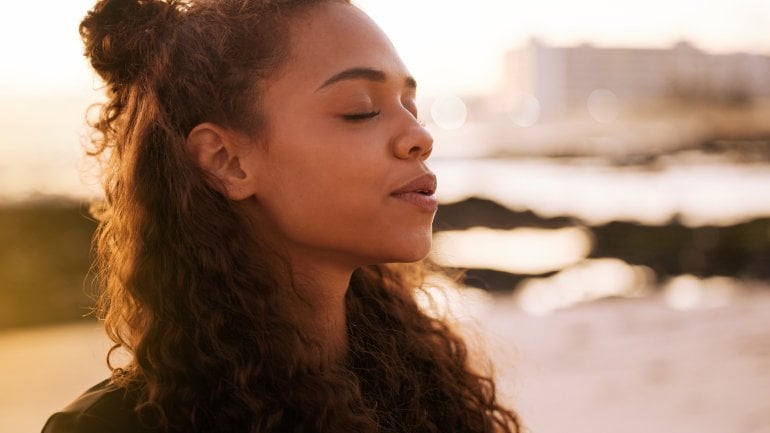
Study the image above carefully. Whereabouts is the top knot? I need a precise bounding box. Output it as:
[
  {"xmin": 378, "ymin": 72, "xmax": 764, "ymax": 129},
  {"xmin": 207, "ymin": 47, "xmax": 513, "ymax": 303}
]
[{"xmin": 80, "ymin": 0, "xmax": 185, "ymax": 87}]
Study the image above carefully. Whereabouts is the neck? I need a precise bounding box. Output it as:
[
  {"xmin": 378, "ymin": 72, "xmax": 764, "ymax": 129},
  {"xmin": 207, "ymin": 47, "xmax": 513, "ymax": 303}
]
[
  {"xmin": 243, "ymin": 204, "xmax": 352, "ymax": 364},
  {"xmin": 286, "ymin": 259, "xmax": 353, "ymax": 365}
]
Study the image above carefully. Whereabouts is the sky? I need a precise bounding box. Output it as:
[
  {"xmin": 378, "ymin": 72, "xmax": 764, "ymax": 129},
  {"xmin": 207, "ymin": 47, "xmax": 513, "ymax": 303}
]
[
  {"xmin": 357, "ymin": 0, "xmax": 770, "ymax": 96},
  {"xmin": 1, "ymin": 0, "xmax": 769, "ymax": 98}
]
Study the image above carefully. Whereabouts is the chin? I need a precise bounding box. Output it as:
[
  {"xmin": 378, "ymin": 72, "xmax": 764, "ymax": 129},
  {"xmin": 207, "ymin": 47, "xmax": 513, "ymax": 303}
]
[{"xmin": 381, "ymin": 237, "xmax": 433, "ymax": 264}]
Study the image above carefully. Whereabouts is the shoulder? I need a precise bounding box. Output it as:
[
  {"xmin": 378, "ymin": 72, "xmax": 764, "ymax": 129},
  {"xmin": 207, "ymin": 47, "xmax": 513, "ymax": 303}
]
[{"xmin": 41, "ymin": 379, "xmax": 153, "ymax": 433}]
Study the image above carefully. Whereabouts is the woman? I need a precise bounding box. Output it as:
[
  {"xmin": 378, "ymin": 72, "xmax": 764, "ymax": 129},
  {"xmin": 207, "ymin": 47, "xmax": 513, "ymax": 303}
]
[{"xmin": 43, "ymin": 0, "xmax": 520, "ymax": 432}]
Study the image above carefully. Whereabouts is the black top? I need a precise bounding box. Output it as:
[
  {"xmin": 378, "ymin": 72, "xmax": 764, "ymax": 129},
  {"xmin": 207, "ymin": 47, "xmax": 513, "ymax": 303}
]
[{"xmin": 41, "ymin": 379, "xmax": 155, "ymax": 433}]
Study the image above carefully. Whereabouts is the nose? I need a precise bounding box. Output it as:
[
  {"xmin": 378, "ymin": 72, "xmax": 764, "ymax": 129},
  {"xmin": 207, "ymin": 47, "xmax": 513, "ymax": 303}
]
[{"xmin": 393, "ymin": 115, "xmax": 433, "ymax": 160}]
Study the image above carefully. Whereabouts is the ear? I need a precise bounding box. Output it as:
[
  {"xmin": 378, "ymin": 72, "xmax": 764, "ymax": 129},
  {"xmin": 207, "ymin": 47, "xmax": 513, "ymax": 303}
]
[{"xmin": 186, "ymin": 123, "xmax": 256, "ymax": 201}]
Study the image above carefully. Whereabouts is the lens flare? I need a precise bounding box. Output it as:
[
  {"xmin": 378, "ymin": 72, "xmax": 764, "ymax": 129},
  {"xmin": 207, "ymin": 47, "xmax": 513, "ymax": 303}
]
[
  {"xmin": 430, "ymin": 95, "xmax": 468, "ymax": 130},
  {"xmin": 587, "ymin": 88, "xmax": 620, "ymax": 123}
]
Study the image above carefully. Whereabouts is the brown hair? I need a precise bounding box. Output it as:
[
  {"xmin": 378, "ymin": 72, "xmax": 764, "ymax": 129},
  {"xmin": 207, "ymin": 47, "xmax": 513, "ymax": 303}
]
[{"xmin": 80, "ymin": 0, "xmax": 521, "ymax": 431}]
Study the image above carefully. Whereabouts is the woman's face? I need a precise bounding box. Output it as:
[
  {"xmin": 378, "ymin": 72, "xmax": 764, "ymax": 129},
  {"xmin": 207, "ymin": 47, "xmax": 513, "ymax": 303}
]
[{"xmin": 242, "ymin": 2, "xmax": 435, "ymax": 270}]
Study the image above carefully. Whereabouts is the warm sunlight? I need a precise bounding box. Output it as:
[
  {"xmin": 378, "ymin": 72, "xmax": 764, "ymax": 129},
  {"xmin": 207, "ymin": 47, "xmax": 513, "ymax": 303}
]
[
  {"xmin": 2, "ymin": 1, "xmax": 769, "ymax": 200},
  {"xmin": 354, "ymin": 0, "xmax": 770, "ymax": 96},
  {"xmin": 0, "ymin": 0, "xmax": 97, "ymax": 97},
  {"xmin": 2, "ymin": 3, "xmax": 769, "ymax": 433},
  {"xmin": 1, "ymin": 0, "xmax": 768, "ymax": 97}
]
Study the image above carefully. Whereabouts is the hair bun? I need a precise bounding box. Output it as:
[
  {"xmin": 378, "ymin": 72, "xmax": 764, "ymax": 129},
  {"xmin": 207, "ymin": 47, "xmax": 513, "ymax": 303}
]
[{"xmin": 80, "ymin": 0, "xmax": 180, "ymax": 87}]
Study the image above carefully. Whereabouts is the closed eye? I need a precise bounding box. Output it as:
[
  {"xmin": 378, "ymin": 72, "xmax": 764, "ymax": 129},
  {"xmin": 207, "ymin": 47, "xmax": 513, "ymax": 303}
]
[{"xmin": 341, "ymin": 110, "xmax": 380, "ymax": 121}]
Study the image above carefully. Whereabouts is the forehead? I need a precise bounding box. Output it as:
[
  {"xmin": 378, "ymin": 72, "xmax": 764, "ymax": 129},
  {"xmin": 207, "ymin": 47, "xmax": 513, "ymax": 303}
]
[{"xmin": 277, "ymin": 2, "xmax": 409, "ymax": 88}]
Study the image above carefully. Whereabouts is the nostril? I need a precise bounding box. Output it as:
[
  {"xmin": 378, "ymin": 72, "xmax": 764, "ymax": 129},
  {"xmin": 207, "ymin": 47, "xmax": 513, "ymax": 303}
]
[{"xmin": 393, "ymin": 118, "xmax": 434, "ymax": 159}]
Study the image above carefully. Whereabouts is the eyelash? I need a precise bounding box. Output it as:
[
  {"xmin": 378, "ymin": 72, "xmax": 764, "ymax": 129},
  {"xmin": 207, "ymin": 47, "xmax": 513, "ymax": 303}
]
[
  {"xmin": 340, "ymin": 109, "xmax": 425, "ymax": 127},
  {"xmin": 342, "ymin": 110, "xmax": 380, "ymax": 121}
]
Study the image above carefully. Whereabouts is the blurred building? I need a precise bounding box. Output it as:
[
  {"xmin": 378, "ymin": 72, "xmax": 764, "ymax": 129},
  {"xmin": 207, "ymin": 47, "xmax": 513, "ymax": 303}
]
[{"xmin": 503, "ymin": 39, "xmax": 770, "ymax": 117}]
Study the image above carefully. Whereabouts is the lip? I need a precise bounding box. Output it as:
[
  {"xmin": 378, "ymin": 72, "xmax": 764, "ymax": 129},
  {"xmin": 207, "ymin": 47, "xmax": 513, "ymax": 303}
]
[{"xmin": 390, "ymin": 172, "xmax": 438, "ymax": 212}]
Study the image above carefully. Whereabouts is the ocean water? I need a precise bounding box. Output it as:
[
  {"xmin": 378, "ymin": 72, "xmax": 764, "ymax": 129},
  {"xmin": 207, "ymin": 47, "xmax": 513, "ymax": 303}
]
[{"xmin": 431, "ymin": 156, "xmax": 770, "ymax": 227}]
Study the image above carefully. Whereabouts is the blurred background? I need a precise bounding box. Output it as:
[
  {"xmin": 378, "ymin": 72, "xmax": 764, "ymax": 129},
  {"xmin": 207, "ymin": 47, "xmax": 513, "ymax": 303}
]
[{"xmin": 1, "ymin": 0, "xmax": 769, "ymax": 432}]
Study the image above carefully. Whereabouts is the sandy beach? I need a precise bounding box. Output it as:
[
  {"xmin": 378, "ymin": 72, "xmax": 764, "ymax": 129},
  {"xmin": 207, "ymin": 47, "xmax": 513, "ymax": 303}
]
[
  {"xmin": 2, "ymin": 288, "xmax": 769, "ymax": 433},
  {"xmin": 484, "ymin": 290, "xmax": 770, "ymax": 433}
]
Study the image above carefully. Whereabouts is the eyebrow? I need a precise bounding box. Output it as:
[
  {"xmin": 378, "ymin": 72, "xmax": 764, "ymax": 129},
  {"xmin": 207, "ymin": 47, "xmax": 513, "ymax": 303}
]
[{"xmin": 316, "ymin": 67, "xmax": 417, "ymax": 91}]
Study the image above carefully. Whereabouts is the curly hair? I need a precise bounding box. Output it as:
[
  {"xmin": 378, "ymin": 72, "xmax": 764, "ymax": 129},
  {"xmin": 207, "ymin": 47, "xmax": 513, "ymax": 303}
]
[{"xmin": 79, "ymin": 0, "xmax": 521, "ymax": 431}]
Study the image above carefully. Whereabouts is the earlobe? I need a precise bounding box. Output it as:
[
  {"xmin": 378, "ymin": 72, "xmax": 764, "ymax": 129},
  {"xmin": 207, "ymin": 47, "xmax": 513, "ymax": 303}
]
[{"xmin": 186, "ymin": 123, "xmax": 255, "ymax": 201}]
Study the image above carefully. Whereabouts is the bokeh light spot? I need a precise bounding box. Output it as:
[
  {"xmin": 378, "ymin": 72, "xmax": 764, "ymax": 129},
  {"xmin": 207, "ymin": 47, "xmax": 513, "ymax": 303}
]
[
  {"xmin": 587, "ymin": 88, "xmax": 620, "ymax": 123},
  {"xmin": 430, "ymin": 95, "xmax": 468, "ymax": 130},
  {"xmin": 507, "ymin": 93, "xmax": 541, "ymax": 127},
  {"xmin": 431, "ymin": 226, "xmax": 592, "ymax": 275},
  {"xmin": 516, "ymin": 259, "xmax": 656, "ymax": 316},
  {"xmin": 663, "ymin": 275, "xmax": 736, "ymax": 310}
]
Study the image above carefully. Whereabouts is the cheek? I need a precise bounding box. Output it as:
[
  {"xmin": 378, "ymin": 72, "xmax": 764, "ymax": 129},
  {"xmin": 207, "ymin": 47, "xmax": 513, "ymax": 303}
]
[
  {"xmin": 267, "ymin": 169, "xmax": 379, "ymax": 238},
  {"xmin": 257, "ymin": 157, "xmax": 373, "ymax": 232},
  {"xmin": 252, "ymin": 127, "xmax": 433, "ymax": 263},
  {"xmin": 258, "ymin": 167, "xmax": 435, "ymax": 264},
  {"xmin": 262, "ymin": 137, "xmax": 381, "ymax": 222}
]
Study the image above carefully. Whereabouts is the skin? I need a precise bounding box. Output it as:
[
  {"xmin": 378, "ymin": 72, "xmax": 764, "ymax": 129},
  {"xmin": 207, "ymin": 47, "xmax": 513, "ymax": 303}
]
[
  {"xmin": 189, "ymin": 2, "xmax": 435, "ymax": 360},
  {"xmin": 250, "ymin": 2, "xmax": 435, "ymax": 268}
]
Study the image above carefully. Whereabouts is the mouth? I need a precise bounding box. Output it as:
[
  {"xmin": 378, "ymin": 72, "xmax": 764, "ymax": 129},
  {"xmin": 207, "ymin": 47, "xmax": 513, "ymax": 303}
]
[
  {"xmin": 390, "ymin": 173, "xmax": 437, "ymax": 197},
  {"xmin": 390, "ymin": 172, "xmax": 438, "ymax": 212},
  {"xmin": 404, "ymin": 188, "xmax": 435, "ymax": 196}
]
